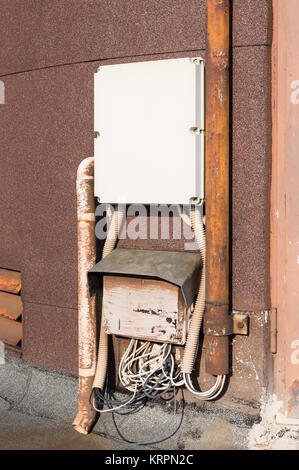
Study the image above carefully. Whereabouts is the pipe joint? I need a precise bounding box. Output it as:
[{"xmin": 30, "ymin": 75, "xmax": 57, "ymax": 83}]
[{"xmin": 204, "ymin": 304, "xmax": 232, "ymax": 337}]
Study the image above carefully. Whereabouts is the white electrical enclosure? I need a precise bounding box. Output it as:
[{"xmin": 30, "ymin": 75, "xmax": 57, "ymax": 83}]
[{"xmin": 94, "ymin": 57, "xmax": 204, "ymax": 205}]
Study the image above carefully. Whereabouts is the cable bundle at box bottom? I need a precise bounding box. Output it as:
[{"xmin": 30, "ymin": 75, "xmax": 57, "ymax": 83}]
[{"xmin": 90, "ymin": 339, "xmax": 185, "ymax": 445}]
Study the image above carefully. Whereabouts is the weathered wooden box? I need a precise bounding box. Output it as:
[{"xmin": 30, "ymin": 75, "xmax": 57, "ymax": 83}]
[
  {"xmin": 103, "ymin": 275, "xmax": 187, "ymax": 344},
  {"xmin": 88, "ymin": 248, "xmax": 202, "ymax": 346}
]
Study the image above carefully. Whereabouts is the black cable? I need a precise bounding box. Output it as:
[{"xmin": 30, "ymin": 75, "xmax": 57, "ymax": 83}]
[
  {"xmin": 90, "ymin": 345, "xmax": 185, "ymax": 446},
  {"xmin": 90, "ymin": 386, "xmax": 149, "ymax": 416},
  {"xmin": 143, "ymin": 371, "xmax": 173, "ymax": 399},
  {"xmin": 98, "ymin": 387, "xmax": 185, "ymax": 447},
  {"xmin": 107, "ymin": 390, "xmax": 148, "ymax": 415}
]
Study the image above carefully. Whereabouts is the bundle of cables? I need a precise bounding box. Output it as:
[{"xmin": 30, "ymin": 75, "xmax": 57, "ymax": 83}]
[
  {"xmin": 91, "ymin": 339, "xmax": 185, "ymax": 445},
  {"xmin": 89, "ymin": 205, "xmax": 226, "ymax": 445}
]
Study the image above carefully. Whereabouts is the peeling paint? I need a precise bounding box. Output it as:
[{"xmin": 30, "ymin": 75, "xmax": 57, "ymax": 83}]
[
  {"xmin": 249, "ymin": 393, "xmax": 299, "ymax": 449},
  {"xmin": 288, "ymin": 380, "xmax": 299, "ymax": 415}
]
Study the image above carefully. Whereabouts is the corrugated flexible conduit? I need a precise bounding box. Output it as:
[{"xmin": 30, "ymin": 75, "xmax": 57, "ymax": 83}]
[
  {"xmin": 92, "ymin": 207, "xmax": 124, "ymax": 391},
  {"xmin": 181, "ymin": 205, "xmax": 226, "ymax": 399}
]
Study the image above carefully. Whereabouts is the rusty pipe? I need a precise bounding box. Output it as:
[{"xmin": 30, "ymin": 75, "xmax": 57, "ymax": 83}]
[
  {"xmin": 204, "ymin": 0, "xmax": 231, "ymax": 375},
  {"xmin": 72, "ymin": 157, "xmax": 97, "ymax": 435}
]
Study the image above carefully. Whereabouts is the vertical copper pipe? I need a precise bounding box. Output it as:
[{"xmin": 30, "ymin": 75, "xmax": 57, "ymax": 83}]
[
  {"xmin": 72, "ymin": 157, "xmax": 97, "ymax": 434},
  {"xmin": 204, "ymin": 0, "xmax": 231, "ymax": 375}
]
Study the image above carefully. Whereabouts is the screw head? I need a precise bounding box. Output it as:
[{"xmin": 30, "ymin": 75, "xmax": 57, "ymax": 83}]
[{"xmin": 190, "ymin": 126, "xmax": 200, "ymax": 135}]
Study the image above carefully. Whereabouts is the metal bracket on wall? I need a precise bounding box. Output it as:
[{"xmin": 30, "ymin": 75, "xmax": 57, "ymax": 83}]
[
  {"xmin": 204, "ymin": 312, "xmax": 249, "ymax": 336},
  {"xmin": 232, "ymin": 313, "xmax": 249, "ymax": 335}
]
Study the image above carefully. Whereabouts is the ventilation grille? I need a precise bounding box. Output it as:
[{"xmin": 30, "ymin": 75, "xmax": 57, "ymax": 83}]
[{"xmin": 0, "ymin": 268, "xmax": 22, "ymax": 352}]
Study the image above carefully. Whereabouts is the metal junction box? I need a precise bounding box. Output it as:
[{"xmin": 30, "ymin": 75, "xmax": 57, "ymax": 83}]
[{"xmin": 94, "ymin": 57, "xmax": 205, "ymax": 205}]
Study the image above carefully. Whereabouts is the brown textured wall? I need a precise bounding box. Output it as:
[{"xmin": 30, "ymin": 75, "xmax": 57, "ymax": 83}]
[
  {"xmin": 0, "ymin": 63, "xmax": 96, "ymax": 374},
  {"xmin": 0, "ymin": 1, "xmax": 272, "ymax": 403},
  {"xmin": 232, "ymin": 46, "xmax": 272, "ymax": 311},
  {"xmin": 0, "ymin": 0, "xmax": 271, "ymax": 76}
]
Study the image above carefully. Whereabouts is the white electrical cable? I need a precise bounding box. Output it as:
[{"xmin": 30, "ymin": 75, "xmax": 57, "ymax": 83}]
[
  {"xmin": 92, "ymin": 389, "xmax": 138, "ymax": 413},
  {"xmin": 118, "ymin": 340, "xmax": 183, "ymax": 397},
  {"xmin": 183, "ymin": 373, "xmax": 226, "ymax": 400}
]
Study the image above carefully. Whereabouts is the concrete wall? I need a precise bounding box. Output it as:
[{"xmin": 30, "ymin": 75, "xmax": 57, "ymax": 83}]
[{"xmin": 0, "ymin": 1, "xmax": 272, "ymax": 412}]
